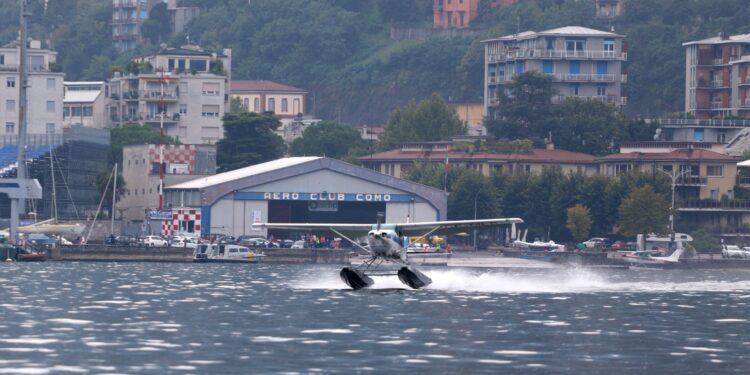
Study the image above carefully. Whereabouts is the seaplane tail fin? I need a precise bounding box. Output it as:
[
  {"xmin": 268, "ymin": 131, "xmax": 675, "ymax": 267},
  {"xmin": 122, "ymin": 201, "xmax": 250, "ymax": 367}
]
[{"xmin": 666, "ymin": 247, "xmax": 684, "ymax": 262}]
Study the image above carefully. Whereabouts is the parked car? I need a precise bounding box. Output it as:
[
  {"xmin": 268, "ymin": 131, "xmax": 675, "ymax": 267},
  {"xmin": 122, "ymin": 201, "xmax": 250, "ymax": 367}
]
[
  {"xmin": 722, "ymin": 245, "xmax": 749, "ymax": 259},
  {"xmin": 142, "ymin": 235, "xmax": 168, "ymax": 247},
  {"xmin": 109, "ymin": 235, "xmax": 138, "ymax": 246},
  {"xmin": 290, "ymin": 240, "xmax": 306, "ymax": 249},
  {"xmin": 171, "ymin": 237, "xmax": 198, "ymax": 249},
  {"xmin": 583, "ymin": 237, "xmax": 611, "ymax": 249}
]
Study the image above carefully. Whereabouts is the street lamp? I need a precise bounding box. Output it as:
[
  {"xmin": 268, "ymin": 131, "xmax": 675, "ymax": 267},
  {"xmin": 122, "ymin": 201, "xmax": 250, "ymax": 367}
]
[
  {"xmin": 473, "ymin": 189, "xmax": 481, "ymax": 250},
  {"xmin": 656, "ymin": 168, "xmax": 692, "ymax": 247}
]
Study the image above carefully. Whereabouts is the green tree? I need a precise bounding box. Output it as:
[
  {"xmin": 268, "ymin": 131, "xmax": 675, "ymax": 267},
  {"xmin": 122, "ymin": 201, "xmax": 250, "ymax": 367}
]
[
  {"xmin": 229, "ymin": 96, "xmax": 247, "ymax": 114},
  {"xmin": 566, "ymin": 204, "xmax": 592, "ymax": 242},
  {"xmin": 289, "ymin": 121, "xmax": 366, "ymax": 160},
  {"xmin": 378, "ymin": 93, "xmax": 465, "ymax": 151},
  {"xmin": 618, "ymin": 185, "xmax": 670, "ymax": 237},
  {"xmin": 689, "ymin": 228, "xmax": 721, "ymax": 253},
  {"xmin": 486, "ymin": 72, "xmax": 556, "ymax": 141},
  {"xmin": 110, "ymin": 124, "xmax": 179, "ymax": 165},
  {"xmin": 448, "ymin": 170, "xmax": 500, "ymax": 221},
  {"xmin": 141, "ymin": 3, "xmax": 171, "ymax": 45},
  {"xmin": 216, "ymin": 112, "xmax": 284, "ymax": 172}
]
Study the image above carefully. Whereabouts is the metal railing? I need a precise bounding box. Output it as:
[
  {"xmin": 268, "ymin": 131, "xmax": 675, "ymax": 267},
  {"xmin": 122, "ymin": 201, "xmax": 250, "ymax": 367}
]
[
  {"xmin": 0, "ymin": 133, "xmax": 63, "ymax": 147},
  {"xmin": 488, "ymin": 49, "xmax": 627, "ymax": 62},
  {"xmin": 737, "ymin": 176, "xmax": 750, "ymax": 185},
  {"xmin": 679, "ymin": 199, "xmax": 750, "ymax": 210},
  {"xmin": 674, "ymin": 176, "xmax": 707, "ymax": 186},
  {"xmin": 140, "ymin": 90, "xmax": 179, "ymax": 100},
  {"xmin": 656, "ymin": 118, "xmax": 750, "ymax": 127}
]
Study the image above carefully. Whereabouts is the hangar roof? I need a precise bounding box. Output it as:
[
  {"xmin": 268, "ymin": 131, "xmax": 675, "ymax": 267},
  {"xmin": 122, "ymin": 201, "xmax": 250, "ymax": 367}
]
[{"xmin": 169, "ymin": 157, "xmax": 322, "ymax": 190}]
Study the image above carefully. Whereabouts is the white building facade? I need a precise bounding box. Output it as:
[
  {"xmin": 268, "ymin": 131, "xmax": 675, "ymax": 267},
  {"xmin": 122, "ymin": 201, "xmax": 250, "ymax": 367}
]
[
  {"xmin": 483, "ymin": 26, "xmax": 627, "ymax": 119},
  {"xmin": 0, "ymin": 40, "xmax": 64, "ymax": 142},
  {"xmin": 107, "ymin": 44, "xmax": 232, "ymax": 145}
]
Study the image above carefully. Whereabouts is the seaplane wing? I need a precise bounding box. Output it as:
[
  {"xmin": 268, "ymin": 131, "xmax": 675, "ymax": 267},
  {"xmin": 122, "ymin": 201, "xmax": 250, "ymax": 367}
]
[
  {"xmin": 394, "ymin": 218, "xmax": 524, "ymax": 236},
  {"xmin": 256, "ymin": 223, "xmax": 372, "ymax": 237}
]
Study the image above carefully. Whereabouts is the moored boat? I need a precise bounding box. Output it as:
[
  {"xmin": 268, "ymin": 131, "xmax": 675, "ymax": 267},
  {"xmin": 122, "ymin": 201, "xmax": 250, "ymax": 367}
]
[{"xmin": 193, "ymin": 243, "xmax": 265, "ymax": 263}]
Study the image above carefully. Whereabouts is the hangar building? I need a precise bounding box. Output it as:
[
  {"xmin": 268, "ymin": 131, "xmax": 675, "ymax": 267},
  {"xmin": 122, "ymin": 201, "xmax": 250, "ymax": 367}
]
[{"xmin": 163, "ymin": 157, "xmax": 448, "ymax": 238}]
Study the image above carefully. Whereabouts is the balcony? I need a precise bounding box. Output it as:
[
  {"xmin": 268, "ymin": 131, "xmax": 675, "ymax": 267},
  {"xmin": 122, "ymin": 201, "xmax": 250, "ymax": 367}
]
[
  {"xmin": 552, "ymin": 73, "xmax": 622, "ymax": 83},
  {"xmin": 656, "ymin": 118, "xmax": 750, "ymax": 128},
  {"xmin": 122, "ymin": 91, "xmax": 139, "ymax": 100},
  {"xmin": 113, "ymin": 0, "xmax": 138, "ymax": 8},
  {"xmin": 488, "ymin": 97, "xmax": 500, "ymax": 106},
  {"xmin": 487, "ymin": 49, "xmax": 627, "ymax": 62},
  {"xmin": 487, "ymin": 76, "xmax": 503, "ymax": 84},
  {"xmin": 711, "ymin": 80, "xmax": 728, "ymax": 88},
  {"xmin": 0, "ymin": 64, "xmax": 19, "ymax": 72},
  {"xmin": 679, "ymin": 199, "xmax": 750, "ymax": 212},
  {"xmin": 141, "ymin": 90, "xmax": 179, "ymax": 101},
  {"xmin": 551, "ymin": 95, "xmax": 625, "ymax": 106},
  {"xmin": 738, "ymin": 176, "xmax": 750, "ymax": 187},
  {"xmin": 675, "ymin": 176, "xmax": 707, "ymax": 186},
  {"xmin": 143, "ymin": 113, "xmax": 180, "ymax": 124},
  {"xmin": 713, "ymin": 58, "xmax": 725, "ymax": 65},
  {"xmin": 741, "ymin": 76, "xmax": 750, "ymax": 85},
  {"xmin": 710, "ymin": 102, "xmax": 724, "ymax": 110}
]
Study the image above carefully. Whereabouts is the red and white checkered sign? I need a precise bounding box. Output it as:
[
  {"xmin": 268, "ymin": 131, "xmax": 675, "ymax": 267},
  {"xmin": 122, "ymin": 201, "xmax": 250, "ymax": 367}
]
[
  {"xmin": 161, "ymin": 209, "xmax": 201, "ymax": 237},
  {"xmin": 149, "ymin": 144, "xmax": 197, "ymax": 174}
]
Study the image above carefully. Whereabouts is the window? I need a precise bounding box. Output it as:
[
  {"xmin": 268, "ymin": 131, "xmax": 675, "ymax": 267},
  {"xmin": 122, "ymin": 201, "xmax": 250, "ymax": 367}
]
[
  {"xmin": 30, "ymin": 55, "xmax": 45, "ymax": 71},
  {"xmin": 179, "ymin": 126, "xmax": 187, "ymax": 138},
  {"xmin": 201, "ymin": 104, "xmax": 220, "ymax": 117},
  {"xmin": 201, "ymin": 126, "xmax": 220, "ymax": 140},
  {"xmin": 597, "ymin": 84, "xmax": 606, "ymax": 96},
  {"xmin": 46, "ymin": 78, "xmax": 55, "ymax": 90},
  {"xmin": 254, "ymin": 98, "xmax": 260, "ymax": 112},
  {"xmin": 5, "ymin": 122, "xmax": 14, "ymax": 134},
  {"xmin": 459, "ymin": 11, "xmax": 465, "ymax": 27},
  {"xmin": 694, "ymin": 128, "xmax": 704, "ymax": 141},
  {"xmin": 5, "ymin": 100, "xmax": 14, "ymax": 111},
  {"xmin": 597, "ymin": 61, "xmax": 608, "ymax": 75},
  {"xmin": 243, "ymin": 98, "xmax": 250, "ymax": 109},
  {"xmin": 603, "ymin": 39, "xmax": 615, "ymax": 55},
  {"xmin": 545, "ymin": 37, "xmax": 555, "ymax": 50},
  {"xmin": 6, "ymin": 77, "xmax": 15, "ymax": 88},
  {"xmin": 569, "ymin": 61, "xmax": 580, "ymax": 75},
  {"xmin": 179, "ymin": 104, "xmax": 187, "ymax": 114},
  {"xmin": 707, "ymin": 165, "xmax": 724, "ymax": 177},
  {"xmin": 516, "ymin": 61, "xmax": 524, "ymax": 74},
  {"xmin": 189, "ymin": 59, "xmax": 207, "ymax": 72},
  {"xmin": 293, "ymin": 98, "xmax": 301, "ymax": 114},
  {"xmin": 46, "ymin": 123, "xmax": 55, "ymax": 135},
  {"xmin": 565, "ymin": 39, "xmax": 585, "ymax": 55},
  {"xmin": 569, "ymin": 84, "xmax": 579, "ymax": 96},
  {"xmin": 543, "ymin": 61, "xmax": 553, "ymax": 74},
  {"xmin": 179, "ymin": 82, "xmax": 188, "ymax": 95},
  {"xmin": 281, "ymin": 98, "xmax": 288, "ymax": 112},
  {"xmin": 268, "ymin": 98, "xmax": 276, "ymax": 112},
  {"xmin": 0, "ymin": 55, "xmax": 3, "ymax": 64},
  {"xmin": 202, "ymin": 82, "xmax": 220, "ymax": 95},
  {"xmin": 46, "ymin": 101, "xmax": 55, "ymax": 113}
]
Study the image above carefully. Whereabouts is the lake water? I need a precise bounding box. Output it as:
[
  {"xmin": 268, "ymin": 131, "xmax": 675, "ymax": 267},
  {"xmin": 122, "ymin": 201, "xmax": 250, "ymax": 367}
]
[{"xmin": 0, "ymin": 262, "xmax": 749, "ymax": 374}]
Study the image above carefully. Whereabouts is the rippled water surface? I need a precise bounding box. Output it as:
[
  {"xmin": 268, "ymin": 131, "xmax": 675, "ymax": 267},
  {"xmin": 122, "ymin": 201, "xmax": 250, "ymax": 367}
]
[{"xmin": 1, "ymin": 262, "xmax": 750, "ymax": 374}]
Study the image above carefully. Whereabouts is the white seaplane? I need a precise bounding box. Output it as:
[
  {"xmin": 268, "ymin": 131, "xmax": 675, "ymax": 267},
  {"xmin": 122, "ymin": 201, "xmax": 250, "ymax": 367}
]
[
  {"xmin": 621, "ymin": 246, "xmax": 684, "ymax": 268},
  {"xmin": 257, "ymin": 217, "xmax": 523, "ymax": 290}
]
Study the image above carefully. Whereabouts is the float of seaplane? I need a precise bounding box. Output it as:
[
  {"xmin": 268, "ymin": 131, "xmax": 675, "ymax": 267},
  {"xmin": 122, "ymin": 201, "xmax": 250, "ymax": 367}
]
[
  {"xmin": 17, "ymin": 219, "xmax": 85, "ymax": 236},
  {"xmin": 257, "ymin": 216, "xmax": 523, "ymax": 290}
]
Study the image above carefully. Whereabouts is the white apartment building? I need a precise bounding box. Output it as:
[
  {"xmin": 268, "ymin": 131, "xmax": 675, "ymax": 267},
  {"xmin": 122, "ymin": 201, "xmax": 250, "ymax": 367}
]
[
  {"xmin": 483, "ymin": 26, "xmax": 627, "ymax": 119},
  {"xmin": 107, "ymin": 44, "xmax": 231, "ymax": 145},
  {"xmin": 0, "ymin": 39, "xmax": 64, "ymax": 141}
]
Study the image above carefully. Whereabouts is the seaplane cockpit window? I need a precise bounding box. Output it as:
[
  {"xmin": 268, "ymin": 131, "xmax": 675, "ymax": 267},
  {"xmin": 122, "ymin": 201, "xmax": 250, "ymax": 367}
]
[{"xmin": 386, "ymin": 233, "xmax": 400, "ymax": 243}]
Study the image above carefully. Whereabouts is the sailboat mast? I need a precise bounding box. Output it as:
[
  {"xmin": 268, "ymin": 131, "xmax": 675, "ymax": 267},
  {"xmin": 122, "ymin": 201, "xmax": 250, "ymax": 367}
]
[
  {"xmin": 111, "ymin": 163, "xmax": 117, "ymax": 234},
  {"xmin": 50, "ymin": 146, "xmax": 57, "ymax": 221}
]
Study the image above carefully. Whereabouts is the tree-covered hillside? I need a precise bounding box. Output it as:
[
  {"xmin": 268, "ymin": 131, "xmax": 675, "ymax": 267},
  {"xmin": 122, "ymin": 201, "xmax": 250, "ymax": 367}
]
[{"xmin": 2, "ymin": 0, "xmax": 750, "ymax": 124}]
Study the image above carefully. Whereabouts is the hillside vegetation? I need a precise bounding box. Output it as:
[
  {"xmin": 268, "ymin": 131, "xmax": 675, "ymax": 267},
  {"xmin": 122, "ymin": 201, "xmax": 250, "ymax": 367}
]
[{"xmin": 1, "ymin": 0, "xmax": 750, "ymax": 124}]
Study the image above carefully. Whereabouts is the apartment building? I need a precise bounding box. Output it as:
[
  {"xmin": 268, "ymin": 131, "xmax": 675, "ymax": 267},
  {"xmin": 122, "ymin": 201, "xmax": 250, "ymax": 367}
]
[
  {"xmin": 107, "ymin": 44, "xmax": 232, "ymax": 145},
  {"xmin": 167, "ymin": 0, "xmax": 200, "ymax": 34},
  {"xmin": 358, "ymin": 141, "xmax": 598, "ymax": 178},
  {"xmin": 433, "ymin": 0, "xmax": 519, "ymax": 29},
  {"xmin": 63, "ymin": 82, "xmax": 107, "ymax": 129},
  {"xmin": 112, "ymin": 0, "xmax": 161, "ymax": 52},
  {"xmin": 0, "ymin": 39, "xmax": 64, "ymax": 139},
  {"xmin": 483, "ymin": 26, "xmax": 627, "ymax": 118},
  {"xmin": 684, "ymin": 33, "xmax": 750, "ymax": 119}
]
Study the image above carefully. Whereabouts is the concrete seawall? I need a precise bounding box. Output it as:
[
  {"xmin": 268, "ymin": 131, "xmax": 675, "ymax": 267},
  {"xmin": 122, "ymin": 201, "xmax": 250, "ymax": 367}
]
[{"xmin": 51, "ymin": 246, "xmax": 350, "ymax": 264}]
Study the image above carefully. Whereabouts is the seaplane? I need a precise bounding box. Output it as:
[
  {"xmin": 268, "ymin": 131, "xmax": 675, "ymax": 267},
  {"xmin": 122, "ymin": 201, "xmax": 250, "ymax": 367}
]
[
  {"xmin": 257, "ymin": 216, "xmax": 523, "ymax": 290},
  {"xmin": 621, "ymin": 245, "xmax": 685, "ymax": 268}
]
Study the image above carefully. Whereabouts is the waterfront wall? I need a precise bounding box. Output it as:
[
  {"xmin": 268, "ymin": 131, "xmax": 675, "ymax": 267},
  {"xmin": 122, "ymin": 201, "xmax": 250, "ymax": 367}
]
[{"xmin": 51, "ymin": 246, "xmax": 350, "ymax": 264}]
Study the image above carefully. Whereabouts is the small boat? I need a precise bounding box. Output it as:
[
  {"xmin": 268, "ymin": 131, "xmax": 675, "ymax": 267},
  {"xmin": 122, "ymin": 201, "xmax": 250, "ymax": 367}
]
[
  {"xmin": 193, "ymin": 243, "xmax": 265, "ymax": 263},
  {"xmin": 17, "ymin": 250, "xmax": 46, "ymax": 262},
  {"xmin": 18, "ymin": 222, "xmax": 85, "ymax": 236},
  {"xmin": 512, "ymin": 240, "xmax": 566, "ymax": 252}
]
